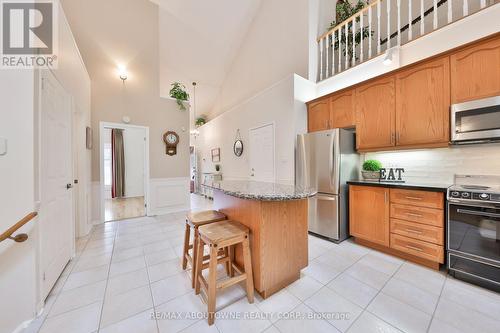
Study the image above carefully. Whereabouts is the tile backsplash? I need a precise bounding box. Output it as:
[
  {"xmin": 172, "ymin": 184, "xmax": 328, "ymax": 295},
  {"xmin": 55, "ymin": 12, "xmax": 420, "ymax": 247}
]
[{"xmin": 364, "ymin": 143, "xmax": 500, "ymax": 184}]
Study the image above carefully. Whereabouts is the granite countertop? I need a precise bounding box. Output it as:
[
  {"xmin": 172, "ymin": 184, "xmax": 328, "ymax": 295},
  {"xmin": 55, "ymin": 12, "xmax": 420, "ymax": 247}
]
[
  {"xmin": 206, "ymin": 180, "xmax": 317, "ymax": 201},
  {"xmin": 347, "ymin": 180, "xmax": 451, "ymax": 193}
]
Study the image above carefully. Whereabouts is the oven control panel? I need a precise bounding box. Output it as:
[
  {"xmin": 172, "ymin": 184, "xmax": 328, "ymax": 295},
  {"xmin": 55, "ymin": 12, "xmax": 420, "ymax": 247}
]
[{"xmin": 449, "ymin": 191, "xmax": 500, "ymax": 203}]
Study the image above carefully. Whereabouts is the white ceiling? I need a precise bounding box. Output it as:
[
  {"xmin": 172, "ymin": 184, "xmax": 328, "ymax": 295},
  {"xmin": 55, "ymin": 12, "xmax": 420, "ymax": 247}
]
[{"xmin": 154, "ymin": 0, "xmax": 263, "ymax": 118}]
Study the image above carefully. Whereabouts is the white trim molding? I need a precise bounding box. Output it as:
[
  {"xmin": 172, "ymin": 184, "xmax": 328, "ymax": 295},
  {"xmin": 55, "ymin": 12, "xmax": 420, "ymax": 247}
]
[{"xmin": 148, "ymin": 177, "xmax": 191, "ymax": 215}]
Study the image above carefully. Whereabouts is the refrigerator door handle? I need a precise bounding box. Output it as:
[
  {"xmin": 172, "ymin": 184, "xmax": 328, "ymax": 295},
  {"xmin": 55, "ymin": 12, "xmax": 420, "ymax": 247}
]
[{"xmin": 330, "ymin": 132, "xmax": 340, "ymax": 192}]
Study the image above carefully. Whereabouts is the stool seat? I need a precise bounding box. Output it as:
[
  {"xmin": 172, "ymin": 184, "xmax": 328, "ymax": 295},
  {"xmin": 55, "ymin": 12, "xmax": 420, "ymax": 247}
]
[
  {"xmin": 198, "ymin": 220, "xmax": 249, "ymax": 244},
  {"xmin": 187, "ymin": 210, "xmax": 227, "ymax": 227}
]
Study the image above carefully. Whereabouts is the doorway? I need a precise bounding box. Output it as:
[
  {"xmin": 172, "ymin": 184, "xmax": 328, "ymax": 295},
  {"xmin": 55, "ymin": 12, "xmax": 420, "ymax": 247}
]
[
  {"xmin": 249, "ymin": 123, "xmax": 275, "ymax": 182},
  {"xmin": 99, "ymin": 122, "xmax": 149, "ymax": 222}
]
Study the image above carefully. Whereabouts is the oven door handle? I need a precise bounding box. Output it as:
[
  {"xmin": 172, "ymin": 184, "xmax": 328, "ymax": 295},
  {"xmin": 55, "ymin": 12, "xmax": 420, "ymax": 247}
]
[{"xmin": 456, "ymin": 209, "xmax": 500, "ymax": 219}]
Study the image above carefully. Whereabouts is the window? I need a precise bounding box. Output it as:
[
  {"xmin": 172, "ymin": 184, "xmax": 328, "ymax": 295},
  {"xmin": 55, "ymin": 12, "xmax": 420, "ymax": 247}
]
[{"xmin": 104, "ymin": 143, "xmax": 112, "ymax": 186}]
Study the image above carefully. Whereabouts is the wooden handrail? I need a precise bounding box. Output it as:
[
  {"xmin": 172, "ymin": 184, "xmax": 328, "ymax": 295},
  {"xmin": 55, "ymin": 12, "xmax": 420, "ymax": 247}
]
[
  {"xmin": 0, "ymin": 212, "xmax": 37, "ymax": 243},
  {"xmin": 317, "ymin": 0, "xmax": 382, "ymax": 42}
]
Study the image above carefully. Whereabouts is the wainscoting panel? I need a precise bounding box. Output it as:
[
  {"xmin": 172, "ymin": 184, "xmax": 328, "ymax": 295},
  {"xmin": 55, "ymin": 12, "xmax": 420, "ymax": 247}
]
[{"xmin": 149, "ymin": 177, "xmax": 191, "ymax": 216}]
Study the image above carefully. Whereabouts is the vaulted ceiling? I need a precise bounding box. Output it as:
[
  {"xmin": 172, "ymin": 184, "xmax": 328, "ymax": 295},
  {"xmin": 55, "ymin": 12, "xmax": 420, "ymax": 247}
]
[{"xmin": 154, "ymin": 0, "xmax": 263, "ymax": 117}]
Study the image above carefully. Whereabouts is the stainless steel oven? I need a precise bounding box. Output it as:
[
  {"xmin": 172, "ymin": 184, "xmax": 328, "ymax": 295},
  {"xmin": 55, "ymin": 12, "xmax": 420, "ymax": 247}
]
[
  {"xmin": 447, "ymin": 201, "xmax": 500, "ymax": 289},
  {"xmin": 451, "ymin": 95, "xmax": 500, "ymax": 144}
]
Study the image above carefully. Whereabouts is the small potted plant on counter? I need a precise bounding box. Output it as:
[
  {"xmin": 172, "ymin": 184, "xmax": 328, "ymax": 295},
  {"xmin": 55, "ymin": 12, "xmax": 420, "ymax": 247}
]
[{"xmin": 362, "ymin": 159, "xmax": 382, "ymax": 180}]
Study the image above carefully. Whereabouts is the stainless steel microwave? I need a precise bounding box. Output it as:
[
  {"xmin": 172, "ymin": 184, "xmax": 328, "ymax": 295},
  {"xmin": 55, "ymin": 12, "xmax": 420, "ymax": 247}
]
[{"xmin": 451, "ymin": 95, "xmax": 500, "ymax": 144}]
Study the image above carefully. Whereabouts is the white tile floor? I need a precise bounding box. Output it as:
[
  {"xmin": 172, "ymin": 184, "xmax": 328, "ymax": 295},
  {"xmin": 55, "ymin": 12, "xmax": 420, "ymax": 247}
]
[{"xmin": 25, "ymin": 194, "xmax": 500, "ymax": 333}]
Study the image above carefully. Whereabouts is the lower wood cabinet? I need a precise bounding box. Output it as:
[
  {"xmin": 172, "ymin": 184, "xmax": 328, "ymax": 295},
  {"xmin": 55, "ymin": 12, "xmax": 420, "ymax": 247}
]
[
  {"xmin": 349, "ymin": 185, "xmax": 445, "ymax": 269},
  {"xmin": 349, "ymin": 185, "xmax": 390, "ymax": 247}
]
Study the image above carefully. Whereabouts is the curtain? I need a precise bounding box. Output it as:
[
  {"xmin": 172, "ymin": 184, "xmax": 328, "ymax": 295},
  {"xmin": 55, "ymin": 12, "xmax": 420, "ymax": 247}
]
[{"xmin": 111, "ymin": 129, "xmax": 125, "ymax": 198}]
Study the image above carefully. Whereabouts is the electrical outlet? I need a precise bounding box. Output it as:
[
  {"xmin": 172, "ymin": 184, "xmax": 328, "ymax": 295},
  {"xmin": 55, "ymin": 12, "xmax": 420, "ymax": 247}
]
[{"xmin": 0, "ymin": 137, "xmax": 7, "ymax": 156}]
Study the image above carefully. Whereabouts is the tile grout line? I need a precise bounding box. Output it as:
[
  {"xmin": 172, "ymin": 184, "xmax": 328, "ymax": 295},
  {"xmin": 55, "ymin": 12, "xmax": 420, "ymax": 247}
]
[
  {"xmin": 425, "ymin": 274, "xmax": 447, "ymax": 333},
  {"xmin": 142, "ymin": 229, "xmax": 161, "ymax": 333}
]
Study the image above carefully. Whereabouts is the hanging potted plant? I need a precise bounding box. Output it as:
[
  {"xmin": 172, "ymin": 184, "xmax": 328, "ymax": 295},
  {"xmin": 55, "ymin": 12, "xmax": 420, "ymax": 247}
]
[
  {"xmin": 195, "ymin": 117, "xmax": 206, "ymax": 127},
  {"xmin": 362, "ymin": 159, "xmax": 382, "ymax": 180},
  {"xmin": 169, "ymin": 82, "xmax": 190, "ymax": 111}
]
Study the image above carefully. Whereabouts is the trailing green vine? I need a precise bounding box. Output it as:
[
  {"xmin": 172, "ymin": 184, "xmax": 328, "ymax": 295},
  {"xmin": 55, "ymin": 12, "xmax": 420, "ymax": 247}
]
[{"xmin": 169, "ymin": 82, "xmax": 189, "ymax": 111}]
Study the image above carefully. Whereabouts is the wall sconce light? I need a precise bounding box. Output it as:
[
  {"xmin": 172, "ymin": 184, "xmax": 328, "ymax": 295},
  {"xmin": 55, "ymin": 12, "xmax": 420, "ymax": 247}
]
[{"xmin": 118, "ymin": 65, "xmax": 128, "ymax": 82}]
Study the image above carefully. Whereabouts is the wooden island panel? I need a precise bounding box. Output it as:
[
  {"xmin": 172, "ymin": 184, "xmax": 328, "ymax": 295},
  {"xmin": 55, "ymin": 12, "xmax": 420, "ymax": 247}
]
[{"xmin": 213, "ymin": 190, "xmax": 308, "ymax": 299}]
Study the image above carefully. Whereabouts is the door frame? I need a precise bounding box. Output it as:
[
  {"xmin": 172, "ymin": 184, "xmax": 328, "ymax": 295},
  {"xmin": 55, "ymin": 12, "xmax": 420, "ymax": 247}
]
[
  {"xmin": 99, "ymin": 121, "xmax": 150, "ymax": 223},
  {"xmin": 248, "ymin": 122, "xmax": 276, "ymax": 183}
]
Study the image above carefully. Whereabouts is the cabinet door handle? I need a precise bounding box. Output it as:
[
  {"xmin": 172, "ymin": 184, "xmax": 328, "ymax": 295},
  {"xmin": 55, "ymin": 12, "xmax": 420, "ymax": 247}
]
[
  {"xmin": 405, "ymin": 196, "xmax": 423, "ymax": 201},
  {"xmin": 391, "ymin": 133, "xmax": 395, "ymax": 144},
  {"xmin": 405, "ymin": 228, "xmax": 423, "ymax": 235},
  {"xmin": 406, "ymin": 245, "xmax": 423, "ymax": 252}
]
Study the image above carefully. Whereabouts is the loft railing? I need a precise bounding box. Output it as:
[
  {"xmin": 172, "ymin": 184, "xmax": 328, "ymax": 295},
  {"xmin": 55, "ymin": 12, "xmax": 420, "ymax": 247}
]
[{"xmin": 317, "ymin": 0, "xmax": 497, "ymax": 81}]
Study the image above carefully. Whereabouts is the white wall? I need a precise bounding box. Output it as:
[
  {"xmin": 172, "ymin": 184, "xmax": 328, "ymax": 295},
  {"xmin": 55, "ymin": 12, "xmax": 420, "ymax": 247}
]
[
  {"xmin": 0, "ymin": 2, "xmax": 91, "ymax": 332},
  {"xmin": 364, "ymin": 144, "xmax": 500, "ymax": 184},
  {"xmin": 197, "ymin": 74, "xmax": 314, "ymax": 185}
]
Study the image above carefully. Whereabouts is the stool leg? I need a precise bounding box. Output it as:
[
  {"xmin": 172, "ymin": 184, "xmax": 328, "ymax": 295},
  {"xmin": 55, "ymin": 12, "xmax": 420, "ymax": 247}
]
[
  {"xmin": 242, "ymin": 237, "xmax": 254, "ymax": 303},
  {"xmin": 191, "ymin": 227, "xmax": 199, "ymax": 288},
  {"xmin": 207, "ymin": 245, "xmax": 218, "ymax": 325},
  {"xmin": 194, "ymin": 238, "xmax": 204, "ymax": 295},
  {"xmin": 228, "ymin": 245, "xmax": 235, "ymax": 277},
  {"xmin": 223, "ymin": 247, "xmax": 231, "ymax": 276},
  {"xmin": 181, "ymin": 223, "xmax": 191, "ymax": 270}
]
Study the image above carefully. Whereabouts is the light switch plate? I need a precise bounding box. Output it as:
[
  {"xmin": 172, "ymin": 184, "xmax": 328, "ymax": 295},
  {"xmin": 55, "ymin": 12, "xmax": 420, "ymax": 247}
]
[{"xmin": 0, "ymin": 137, "xmax": 7, "ymax": 156}]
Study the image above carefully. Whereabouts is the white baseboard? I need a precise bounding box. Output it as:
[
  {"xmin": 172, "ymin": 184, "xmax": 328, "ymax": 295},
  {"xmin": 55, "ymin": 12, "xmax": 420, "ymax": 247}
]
[{"xmin": 148, "ymin": 177, "xmax": 190, "ymax": 216}]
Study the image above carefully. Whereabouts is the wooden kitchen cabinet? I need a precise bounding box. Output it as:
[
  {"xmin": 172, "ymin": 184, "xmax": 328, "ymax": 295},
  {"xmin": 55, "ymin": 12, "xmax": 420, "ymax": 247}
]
[
  {"xmin": 355, "ymin": 77, "xmax": 396, "ymax": 151},
  {"xmin": 330, "ymin": 89, "xmax": 355, "ymax": 128},
  {"xmin": 396, "ymin": 57, "xmax": 450, "ymax": 147},
  {"xmin": 349, "ymin": 185, "xmax": 390, "ymax": 246},
  {"xmin": 307, "ymin": 98, "xmax": 330, "ymax": 132},
  {"xmin": 451, "ymin": 37, "xmax": 500, "ymax": 103}
]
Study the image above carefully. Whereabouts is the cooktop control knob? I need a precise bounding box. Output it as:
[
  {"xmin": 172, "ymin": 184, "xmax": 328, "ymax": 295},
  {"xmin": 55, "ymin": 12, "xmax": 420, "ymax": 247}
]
[
  {"xmin": 450, "ymin": 191, "xmax": 460, "ymax": 198},
  {"xmin": 461, "ymin": 192, "xmax": 471, "ymax": 198},
  {"xmin": 479, "ymin": 193, "xmax": 490, "ymax": 200}
]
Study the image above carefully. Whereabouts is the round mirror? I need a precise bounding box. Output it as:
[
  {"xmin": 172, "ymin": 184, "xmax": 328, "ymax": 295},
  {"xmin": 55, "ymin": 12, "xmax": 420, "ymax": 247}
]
[{"xmin": 233, "ymin": 140, "xmax": 243, "ymax": 157}]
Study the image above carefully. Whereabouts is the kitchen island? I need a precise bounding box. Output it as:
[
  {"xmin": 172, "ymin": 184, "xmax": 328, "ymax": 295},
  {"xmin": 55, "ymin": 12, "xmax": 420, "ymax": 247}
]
[{"xmin": 207, "ymin": 181, "xmax": 316, "ymax": 298}]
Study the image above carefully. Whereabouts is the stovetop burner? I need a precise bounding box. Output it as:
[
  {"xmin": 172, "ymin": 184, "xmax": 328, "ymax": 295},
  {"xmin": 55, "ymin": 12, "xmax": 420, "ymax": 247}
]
[{"xmin": 448, "ymin": 175, "xmax": 500, "ymax": 204}]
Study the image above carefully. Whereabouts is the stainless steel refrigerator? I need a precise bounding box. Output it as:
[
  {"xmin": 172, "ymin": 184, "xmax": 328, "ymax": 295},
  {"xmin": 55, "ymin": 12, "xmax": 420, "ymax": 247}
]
[{"xmin": 296, "ymin": 129, "xmax": 359, "ymax": 242}]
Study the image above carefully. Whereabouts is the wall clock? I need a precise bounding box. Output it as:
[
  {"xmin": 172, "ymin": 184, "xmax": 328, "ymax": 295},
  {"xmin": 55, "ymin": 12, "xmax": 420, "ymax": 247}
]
[{"xmin": 163, "ymin": 131, "xmax": 179, "ymax": 156}]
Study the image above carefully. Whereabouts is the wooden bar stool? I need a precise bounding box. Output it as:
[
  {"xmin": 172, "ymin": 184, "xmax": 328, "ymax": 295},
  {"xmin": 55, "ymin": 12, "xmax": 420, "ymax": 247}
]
[
  {"xmin": 195, "ymin": 220, "xmax": 254, "ymax": 326},
  {"xmin": 182, "ymin": 210, "xmax": 227, "ymax": 288}
]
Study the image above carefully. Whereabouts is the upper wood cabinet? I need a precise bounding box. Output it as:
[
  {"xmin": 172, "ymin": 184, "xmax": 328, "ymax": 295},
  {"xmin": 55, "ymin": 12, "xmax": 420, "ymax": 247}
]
[
  {"xmin": 355, "ymin": 77, "xmax": 396, "ymax": 150},
  {"xmin": 349, "ymin": 185, "xmax": 390, "ymax": 247},
  {"xmin": 396, "ymin": 57, "xmax": 450, "ymax": 146},
  {"xmin": 330, "ymin": 89, "xmax": 355, "ymax": 128},
  {"xmin": 451, "ymin": 37, "xmax": 500, "ymax": 103},
  {"xmin": 307, "ymin": 99, "xmax": 330, "ymax": 132}
]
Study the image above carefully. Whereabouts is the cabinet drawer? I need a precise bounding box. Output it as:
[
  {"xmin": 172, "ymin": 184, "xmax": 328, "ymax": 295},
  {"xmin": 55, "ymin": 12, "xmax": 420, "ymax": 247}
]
[
  {"xmin": 390, "ymin": 189, "xmax": 444, "ymax": 209},
  {"xmin": 390, "ymin": 219, "xmax": 443, "ymax": 245},
  {"xmin": 390, "ymin": 204, "xmax": 444, "ymax": 227},
  {"xmin": 390, "ymin": 234, "xmax": 444, "ymax": 263}
]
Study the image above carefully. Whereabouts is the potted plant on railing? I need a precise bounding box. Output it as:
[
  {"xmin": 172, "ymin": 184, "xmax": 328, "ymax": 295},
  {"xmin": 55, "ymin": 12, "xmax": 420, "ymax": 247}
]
[
  {"xmin": 362, "ymin": 159, "xmax": 382, "ymax": 180},
  {"xmin": 169, "ymin": 82, "xmax": 189, "ymax": 111},
  {"xmin": 328, "ymin": 0, "xmax": 372, "ymax": 64}
]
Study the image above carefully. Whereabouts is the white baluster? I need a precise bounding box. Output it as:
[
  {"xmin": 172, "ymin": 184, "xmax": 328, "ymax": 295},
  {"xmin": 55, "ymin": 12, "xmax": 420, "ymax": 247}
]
[
  {"xmin": 448, "ymin": 0, "xmax": 453, "ymax": 23},
  {"xmin": 368, "ymin": 5, "xmax": 373, "ymax": 58},
  {"xmin": 325, "ymin": 34, "xmax": 329, "ymax": 78},
  {"xmin": 331, "ymin": 33, "xmax": 335, "ymax": 76},
  {"xmin": 352, "ymin": 18, "xmax": 356, "ymax": 66},
  {"xmin": 338, "ymin": 29, "xmax": 342, "ymax": 73},
  {"xmin": 345, "ymin": 22, "xmax": 349, "ymax": 69},
  {"xmin": 377, "ymin": 0, "xmax": 381, "ymax": 54},
  {"xmin": 360, "ymin": 12, "xmax": 364, "ymax": 62},
  {"xmin": 480, "ymin": 0, "xmax": 486, "ymax": 8},
  {"xmin": 433, "ymin": 0, "xmax": 438, "ymax": 30},
  {"xmin": 387, "ymin": 0, "xmax": 391, "ymax": 49},
  {"xmin": 463, "ymin": 0, "xmax": 469, "ymax": 16},
  {"xmin": 397, "ymin": 0, "xmax": 401, "ymax": 46},
  {"xmin": 319, "ymin": 38, "xmax": 324, "ymax": 81},
  {"xmin": 408, "ymin": 0, "xmax": 413, "ymax": 41},
  {"xmin": 420, "ymin": 0, "xmax": 424, "ymax": 36}
]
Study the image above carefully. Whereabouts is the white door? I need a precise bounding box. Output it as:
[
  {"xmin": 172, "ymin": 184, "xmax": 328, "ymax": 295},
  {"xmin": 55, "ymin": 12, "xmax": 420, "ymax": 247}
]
[
  {"xmin": 249, "ymin": 124, "xmax": 275, "ymax": 182},
  {"xmin": 39, "ymin": 70, "xmax": 74, "ymax": 300}
]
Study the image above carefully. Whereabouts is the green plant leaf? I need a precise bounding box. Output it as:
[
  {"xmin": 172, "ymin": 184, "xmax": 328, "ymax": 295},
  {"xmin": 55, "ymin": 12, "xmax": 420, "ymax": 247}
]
[{"xmin": 362, "ymin": 159, "xmax": 382, "ymax": 172}]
